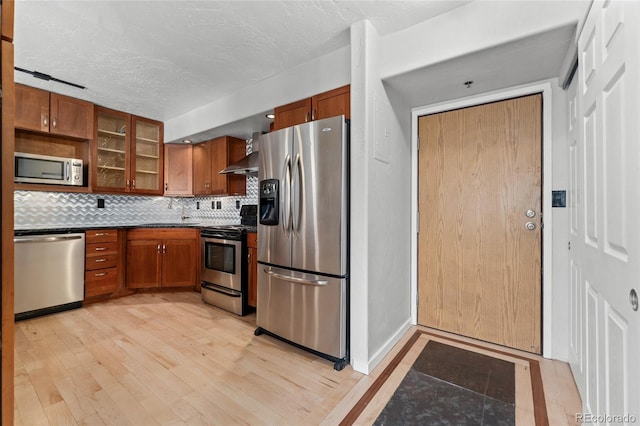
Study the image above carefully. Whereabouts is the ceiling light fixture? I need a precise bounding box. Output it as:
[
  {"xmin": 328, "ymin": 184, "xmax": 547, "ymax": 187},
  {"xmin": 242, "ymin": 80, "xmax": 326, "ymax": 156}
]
[
  {"xmin": 265, "ymin": 113, "xmax": 275, "ymax": 119},
  {"xmin": 15, "ymin": 67, "xmax": 86, "ymax": 89},
  {"xmin": 182, "ymin": 139, "xmax": 192, "ymax": 144},
  {"xmin": 463, "ymin": 80, "xmax": 474, "ymax": 88}
]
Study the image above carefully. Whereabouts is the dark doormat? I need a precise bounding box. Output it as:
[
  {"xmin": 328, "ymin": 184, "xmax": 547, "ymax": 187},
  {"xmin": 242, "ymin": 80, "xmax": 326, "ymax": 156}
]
[{"xmin": 373, "ymin": 341, "xmax": 515, "ymax": 426}]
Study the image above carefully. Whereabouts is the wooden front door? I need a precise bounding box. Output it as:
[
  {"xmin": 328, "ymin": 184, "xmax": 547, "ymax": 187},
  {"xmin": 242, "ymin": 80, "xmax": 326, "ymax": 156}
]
[{"xmin": 418, "ymin": 95, "xmax": 542, "ymax": 353}]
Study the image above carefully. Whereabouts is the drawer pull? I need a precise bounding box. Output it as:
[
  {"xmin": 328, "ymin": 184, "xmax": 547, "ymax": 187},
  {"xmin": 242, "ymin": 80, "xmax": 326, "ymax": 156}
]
[
  {"xmin": 95, "ymin": 258, "xmax": 107, "ymax": 263},
  {"xmin": 95, "ymin": 247, "xmax": 108, "ymax": 251},
  {"xmin": 94, "ymin": 233, "xmax": 105, "ymax": 236},
  {"xmin": 94, "ymin": 272, "xmax": 107, "ymax": 277}
]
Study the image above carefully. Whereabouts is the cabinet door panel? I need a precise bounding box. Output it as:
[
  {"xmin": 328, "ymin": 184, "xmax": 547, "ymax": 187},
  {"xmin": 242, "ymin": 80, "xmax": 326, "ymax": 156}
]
[
  {"xmin": 126, "ymin": 240, "xmax": 161, "ymax": 288},
  {"xmin": 133, "ymin": 117, "xmax": 163, "ymax": 194},
  {"xmin": 94, "ymin": 108, "xmax": 130, "ymax": 193},
  {"xmin": 164, "ymin": 144, "xmax": 192, "ymax": 195},
  {"xmin": 50, "ymin": 93, "xmax": 94, "ymax": 139},
  {"xmin": 248, "ymin": 246, "xmax": 257, "ymax": 308},
  {"xmin": 193, "ymin": 141, "xmax": 212, "ymax": 195},
  {"xmin": 209, "ymin": 137, "xmax": 228, "ymax": 195},
  {"xmin": 273, "ymin": 98, "xmax": 311, "ymax": 130},
  {"xmin": 162, "ymin": 239, "xmax": 196, "ymax": 287},
  {"xmin": 15, "ymin": 84, "xmax": 49, "ymax": 133},
  {"xmin": 312, "ymin": 85, "xmax": 350, "ymax": 121}
]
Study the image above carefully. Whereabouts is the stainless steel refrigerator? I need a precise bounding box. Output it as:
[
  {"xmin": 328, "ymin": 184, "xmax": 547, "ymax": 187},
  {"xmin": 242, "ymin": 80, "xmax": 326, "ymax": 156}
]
[{"xmin": 255, "ymin": 115, "xmax": 348, "ymax": 370}]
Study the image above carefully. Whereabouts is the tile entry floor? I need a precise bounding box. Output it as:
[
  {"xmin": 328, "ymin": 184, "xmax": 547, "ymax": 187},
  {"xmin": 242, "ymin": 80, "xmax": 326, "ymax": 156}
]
[{"xmin": 374, "ymin": 341, "xmax": 515, "ymax": 425}]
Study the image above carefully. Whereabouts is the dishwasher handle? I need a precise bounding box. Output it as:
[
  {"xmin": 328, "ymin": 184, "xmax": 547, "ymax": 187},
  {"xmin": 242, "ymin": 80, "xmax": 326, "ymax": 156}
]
[{"xmin": 14, "ymin": 235, "xmax": 84, "ymax": 244}]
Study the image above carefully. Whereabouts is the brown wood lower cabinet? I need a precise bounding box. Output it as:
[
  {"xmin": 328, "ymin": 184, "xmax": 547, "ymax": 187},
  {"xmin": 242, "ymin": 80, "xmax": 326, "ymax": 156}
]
[
  {"xmin": 247, "ymin": 232, "xmax": 257, "ymax": 308},
  {"xmin": 126, "ymin": 228, "xmax": 198, "ymax": 289},
  {"xmin": 85, "ymin": 229, "xmax": 119, "ymax": 298}
]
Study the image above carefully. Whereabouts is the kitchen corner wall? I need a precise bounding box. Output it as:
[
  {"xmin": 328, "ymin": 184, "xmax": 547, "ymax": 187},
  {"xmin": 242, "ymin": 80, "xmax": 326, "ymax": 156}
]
[{"xmin": 13, "ymin": 177, "xmax": 258, "ymax": 230}]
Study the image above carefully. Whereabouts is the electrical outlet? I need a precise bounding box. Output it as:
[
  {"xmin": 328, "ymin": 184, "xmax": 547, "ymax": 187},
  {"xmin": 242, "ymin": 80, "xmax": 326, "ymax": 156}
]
[
  {"xmin": 236, "ymin": 200, "xmax": 240, "ymax": 209},
  {"xmin": 97, "ymin": 198, "xmax": 105, "ymax": 208},
  {"xmin": 196, "ymin": 201, "xmax": 200, "ymax": 210},
  {"xmin": 212, "ymin": 201, "xmax": 215, "ymax": 209},
  {"xmin": 216, "ymin": 201, "xmax": 222, "ymax": 209}
]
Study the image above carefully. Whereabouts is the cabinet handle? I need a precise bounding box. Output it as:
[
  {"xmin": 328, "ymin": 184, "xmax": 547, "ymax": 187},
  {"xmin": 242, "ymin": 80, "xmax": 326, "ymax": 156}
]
[
  {"xmin": 52, "ymin": 117, "xmax": 57, "ymax": 129},
  {"xmin": 95, "ymin": 258, "xmax": 107, "ymax": 263},
  {"xmin": 305, "ymin": 112, "xmax": 309, "ymax": 122},
  {"xmin": 43, "ymin": 114, "xmax": 48, "ymax": 127},
  {"xmin": 94, "ymin": 233, "xmax": 105, "ymax": 236},
  {"xmin": 312, "ymin": 109, "xmax": 316, "ymax": 121},
  {"xmin": 132, "ymin": 179, "xmax": 136, "ymax": 189},
  {"xmin": 126, "ymin": 179, "xmax": 130, "ymax": 188},
  {"xmin": 94, "ymin": 247, "xmax": 107, "ymax": 251},
  {"xmin": 165, "ymin": 182, "xmax": 168, "ymax": 191},
  {"xmin": 94, "ymin": 272, "xmax": 107, "ymax": 277},
  {"xmin": 157, "ymin": 244, "xmax": 161, "ymax": 254},
  {"xmin": 162, "ymin": 244, "xmax": 166, "ymax": 254}
]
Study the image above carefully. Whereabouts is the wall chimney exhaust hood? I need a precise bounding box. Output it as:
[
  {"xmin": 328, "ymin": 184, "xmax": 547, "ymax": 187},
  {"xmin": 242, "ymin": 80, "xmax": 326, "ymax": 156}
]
[{"xmin": 219, "ymin": 133, "xmax": 260, "ymax": 176}]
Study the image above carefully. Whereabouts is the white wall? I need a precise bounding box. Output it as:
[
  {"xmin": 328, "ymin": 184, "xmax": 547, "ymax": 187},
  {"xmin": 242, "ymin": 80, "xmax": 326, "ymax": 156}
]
[
  {"xmin": 349, "ymin": 21, "xmax": 413, "ymax": 374},
  {"xmin": 164, "ymin": 47, "xmax": 350, "ymax": 143},
  {"xmin": 381, "ymin": 0, "xmax": 589, "ymax": 81}
]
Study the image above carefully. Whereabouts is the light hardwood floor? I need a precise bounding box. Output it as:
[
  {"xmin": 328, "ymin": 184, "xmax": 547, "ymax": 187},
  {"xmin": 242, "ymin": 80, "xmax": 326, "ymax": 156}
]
[{"xmin": 14, "ymin": 292, "xmax": 582, "ymax": 425}]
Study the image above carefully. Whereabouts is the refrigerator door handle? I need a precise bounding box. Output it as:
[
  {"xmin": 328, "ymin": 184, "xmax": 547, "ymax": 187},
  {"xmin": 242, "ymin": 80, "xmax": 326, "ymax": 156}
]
[
  {"xmin": 264, "ymin": 268, "xmax": 328, "ymax": 286},
  {"xmin": 281, "ymin": 154, "xmax": 292, "ymax": 236},
  {"xmin": 292, "ymin": 153, "xmax": 302, "ymax": 234}
]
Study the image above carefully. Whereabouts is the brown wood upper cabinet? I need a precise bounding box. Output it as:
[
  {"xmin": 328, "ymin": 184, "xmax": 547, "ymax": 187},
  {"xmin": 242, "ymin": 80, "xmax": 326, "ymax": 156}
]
[
  {"xmin": 93, "ymin": 106, "xmax": 164, "ymax": 195},
  {"xmin": 192, "ymin": 136, "xmax": 246, "ymax": 196},
  {"xmin": 164, "ymin": 143, "xmax": 193, "ymax": 196},
  {"xmin": 15, "ymin": 84, "xmax": 94, "ymax": 140},
  {"xmin": 273, "ymin": 84, "xmax": 350, "ymax": 131}
]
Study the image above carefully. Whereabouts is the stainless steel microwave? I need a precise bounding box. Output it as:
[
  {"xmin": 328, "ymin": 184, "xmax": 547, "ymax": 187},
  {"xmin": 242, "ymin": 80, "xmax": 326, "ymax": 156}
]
[{"xmin": 14, "ymin": 152, "xmax": 83, "ymax": 186}]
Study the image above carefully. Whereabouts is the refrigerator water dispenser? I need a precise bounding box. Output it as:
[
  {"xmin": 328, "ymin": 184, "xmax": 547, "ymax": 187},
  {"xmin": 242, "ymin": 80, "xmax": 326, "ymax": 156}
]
[{"xmin": 259, "ymin": 179, "xmax": 279, "ymax": 225}]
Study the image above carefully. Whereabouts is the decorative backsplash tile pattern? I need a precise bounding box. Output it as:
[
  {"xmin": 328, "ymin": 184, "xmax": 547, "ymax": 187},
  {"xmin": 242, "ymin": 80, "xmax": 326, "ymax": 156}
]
[
  {"xmin": 15, "ymin": 140, "xmax": 259, "ymax": 230},
  {"xmin": 14, "ymin": 177, "xmax": 258, "ymax": 230}
]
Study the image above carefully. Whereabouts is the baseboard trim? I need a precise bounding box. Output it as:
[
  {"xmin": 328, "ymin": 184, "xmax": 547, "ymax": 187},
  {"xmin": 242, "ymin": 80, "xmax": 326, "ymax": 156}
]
[{"xmin": 352, "ymin": 318, "xmax": 412, "ymax": 374}]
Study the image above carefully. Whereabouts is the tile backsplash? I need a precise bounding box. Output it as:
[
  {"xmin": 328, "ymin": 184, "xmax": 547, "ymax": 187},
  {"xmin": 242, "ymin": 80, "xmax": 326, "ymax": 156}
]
[
  {"xmin": 14, "ymin": 176, "xmax": 258, "ymax": 230},
  {"xmin": 15, "ymin": 139, "xmax": 260, "ymax": 230}
]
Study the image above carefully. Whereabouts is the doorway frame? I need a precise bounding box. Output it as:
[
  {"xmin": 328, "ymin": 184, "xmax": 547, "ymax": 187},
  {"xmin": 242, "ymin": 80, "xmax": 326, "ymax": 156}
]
[{"xmin": 410, "ymin": 81, "xmax": 554, "ymax": 358}]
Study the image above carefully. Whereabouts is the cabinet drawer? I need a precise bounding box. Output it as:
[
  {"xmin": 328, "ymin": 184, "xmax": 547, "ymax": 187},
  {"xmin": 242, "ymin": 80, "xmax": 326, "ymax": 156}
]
[
  {"xmin": 86, "ymin": 229, "xmax": 118, "ymax": 244},
  {"xmin": 85, "ymin": 267, "xmax": 118, "ymax": 298},
  {"xmin": 247, "ymin": 232, "xmax": 257, "ymax": 248},
  {"xmin": 85, "ymin": 253, "xmax": 118, "ymax": 270},
  {"xmin": 86, "ymin": 241, "xmax": 117, "ymax": 256}
]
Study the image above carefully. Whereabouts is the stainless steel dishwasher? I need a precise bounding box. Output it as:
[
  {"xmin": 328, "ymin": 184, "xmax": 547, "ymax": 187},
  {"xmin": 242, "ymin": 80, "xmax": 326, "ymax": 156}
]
[{"xmin": 14, "ymin": 232, "xmax": 85, "ymax": 320}]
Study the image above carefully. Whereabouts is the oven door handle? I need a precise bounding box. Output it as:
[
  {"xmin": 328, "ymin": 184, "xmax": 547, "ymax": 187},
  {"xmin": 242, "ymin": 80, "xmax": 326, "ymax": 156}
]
[
  {"xmin": 201, "ymin": 283, "xmax": 241, "ymax": 297},
  {"xmin": 264, "ymin": 268, "xmax": 328, "ymax": 286}
]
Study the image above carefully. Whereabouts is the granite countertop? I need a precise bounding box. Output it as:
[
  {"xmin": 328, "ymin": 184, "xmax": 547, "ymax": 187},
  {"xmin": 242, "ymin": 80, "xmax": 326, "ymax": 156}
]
[{"xmin": 14, "ymin": 222, "xmax": 210, "ymax": 236}]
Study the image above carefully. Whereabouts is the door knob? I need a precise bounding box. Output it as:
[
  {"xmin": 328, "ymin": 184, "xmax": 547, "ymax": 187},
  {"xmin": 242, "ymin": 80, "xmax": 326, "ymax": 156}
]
[
  {"xmin": 630, "ymin": 289, "xmax": 638, "ymax": 312},
  {"xmin": 525, "ymin": 222, "xmax": 536, "ymax": 231},
  {"xmin": 526, "ymin": 209, "xmax": 536, "ymax": 218}
]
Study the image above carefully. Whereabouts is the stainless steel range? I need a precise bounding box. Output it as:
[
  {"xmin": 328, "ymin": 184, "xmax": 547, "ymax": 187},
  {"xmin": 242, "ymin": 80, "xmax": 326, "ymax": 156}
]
[{"xmin": 200, "ymin": 205, "xmax": 256, "ymax": 316}]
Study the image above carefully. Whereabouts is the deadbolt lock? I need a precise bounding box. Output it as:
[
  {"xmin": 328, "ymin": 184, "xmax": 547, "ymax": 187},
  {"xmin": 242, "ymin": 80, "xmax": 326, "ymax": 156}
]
[
  {"xmin": 525, "ymin": 222, "xmax": 536, "ymax": 231},
  {"xmin": 526, "ymin": 209, "xmax": 536, "ymax": 218}
]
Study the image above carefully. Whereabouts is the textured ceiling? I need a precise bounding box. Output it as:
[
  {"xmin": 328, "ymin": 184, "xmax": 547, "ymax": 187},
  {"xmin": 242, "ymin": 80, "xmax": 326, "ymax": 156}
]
[{"xmin": 14, "ymin": 0, "xmax": 470, "ymax": 123}]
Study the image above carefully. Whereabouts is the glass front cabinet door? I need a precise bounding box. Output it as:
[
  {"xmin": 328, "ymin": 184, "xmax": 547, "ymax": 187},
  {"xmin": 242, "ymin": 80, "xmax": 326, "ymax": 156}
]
[
  {"xmin": 93, "ymin": 107, "xmax": 163, "ymax": 194},
  {"xmin": 95, "ymin": 107, "xmax": 129, "ymax": 192},
  {"xmin": 132, "ymin": 117, "xmax": 163, "ymax": 194}
]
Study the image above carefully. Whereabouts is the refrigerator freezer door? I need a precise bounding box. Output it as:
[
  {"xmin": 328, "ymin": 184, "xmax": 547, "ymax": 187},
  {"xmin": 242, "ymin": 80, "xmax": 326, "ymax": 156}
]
[
  {"xmin": 256, "ymin": 265, "xmax": 346, "ymax": 359},
  {"xmin": 258, "ymin": 127, "xmax": 293, "ymax": 268},
  {"xmin": 291, "ymin": 116, "xmax": 348, "ymax": 276}
]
